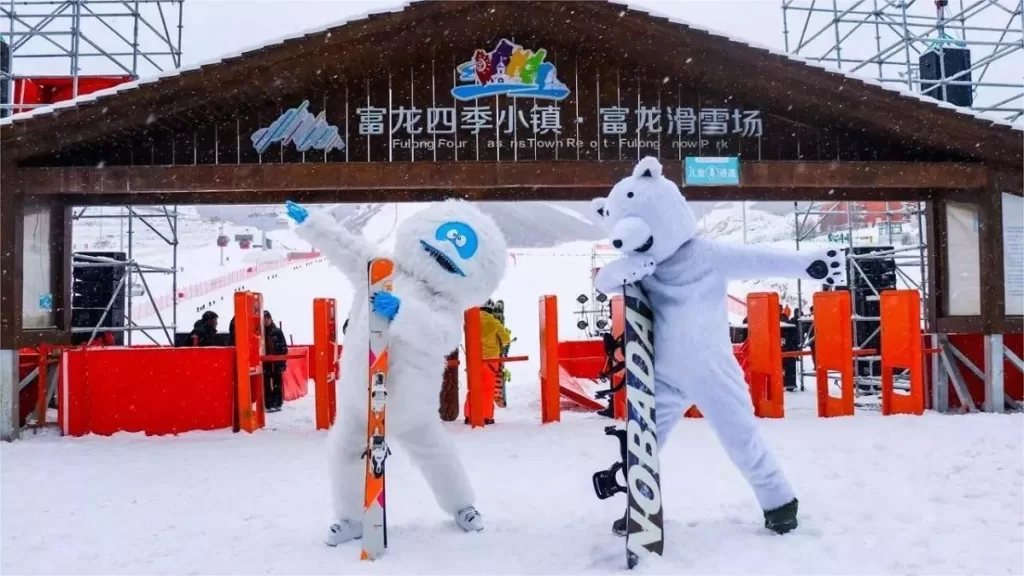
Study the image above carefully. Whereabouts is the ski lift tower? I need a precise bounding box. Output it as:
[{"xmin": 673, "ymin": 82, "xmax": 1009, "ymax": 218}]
[
  {"xmin": 781, "ymin": 0, "xmax": 1023, "ymax": 122},
  {"xmin": 1, "ymin": 0, "xmax": 186, "ymax": 345}
]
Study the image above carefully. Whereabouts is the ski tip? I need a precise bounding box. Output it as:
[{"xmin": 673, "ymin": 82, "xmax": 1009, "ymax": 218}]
[{"xmin": 369, "ymin": 258, "xmax": 395, "ymax": 283}]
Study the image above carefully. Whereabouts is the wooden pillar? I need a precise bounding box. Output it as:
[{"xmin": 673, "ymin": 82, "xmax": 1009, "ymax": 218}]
[
  {"xmin": 0, "ymin": 165, "xmax": 21, "ymax": 440},
  {"xmin": 0, "ymin": 175, "xmax": 22, "ymax": 349},
  {"xmin": 978, "ymin": 185, "xmax": 1005, "ymax": 335}
]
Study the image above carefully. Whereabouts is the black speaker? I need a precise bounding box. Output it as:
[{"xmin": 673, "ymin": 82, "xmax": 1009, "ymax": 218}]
[
  {"xmin": 71, "ymin": 252, "xmax": 126, "ymax": 344},
  {"xmin": 846, "ymin": 246, "xmax": 897, "ymax": 292},
  {"xmin": 919, "ymin": 47, "xmax": 973, "ymax": 107},
  {"xmin": 854, "ymin": 320, "xmax": 882, "ymax": 379},
  {"xmin": 70, "ymin": 307, "xmax": 125, "ymax": 345}
]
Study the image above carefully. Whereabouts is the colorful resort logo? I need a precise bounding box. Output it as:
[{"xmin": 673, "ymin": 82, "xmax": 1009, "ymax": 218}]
[{"xmin": 451, "ymin": 39, "xmax": 570, "ymax": 102}]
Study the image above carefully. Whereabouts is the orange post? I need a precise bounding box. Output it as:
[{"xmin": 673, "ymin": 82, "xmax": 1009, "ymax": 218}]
[
  {"xmin": 880, "ymin": 290, "xmax": 925, "ymax": 416},
  {"xmin": 609, "ymin": 295, "xmax": 627, "ymax": 421},
  {"xmin": 313, "ymin": 298, "xmax": 339, "ymax": 431},
  {"xmin": 234, "ymin": 291, "xmax": 266, "ymax": 433},
  {"xmin": 813, "ymin": 291, "xmax": 856, "ymax": 417},
  {"xmin": 464, "ymin": 307, "xmax": 486, "ymax": 428},
  {"xmin": 539, "ymin": 295, "xmax": 561, "ymax": 424},
  {"xmin": 745, "ymin": 292, "xmax": 785, "ymax": 418}
]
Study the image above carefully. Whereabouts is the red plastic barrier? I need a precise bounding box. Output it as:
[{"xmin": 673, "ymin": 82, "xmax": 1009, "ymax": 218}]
[
  {"xmin": 943, "ymin": 334, "xmax": 1023, "ymax": 410},
  {"xmin": 557, "ymin": 365, "xmax": 604, "ymax": 411},
  {"xmin": 557, "ymin": 339, "xmax": 605, "ymax": 379},
  {"xmin": 284, "ymin": 346, "xmax": 310, "ymax": 402},
  {"xmin": 61, "ymin": 347, "xmax": 235, "ymax": 437}
]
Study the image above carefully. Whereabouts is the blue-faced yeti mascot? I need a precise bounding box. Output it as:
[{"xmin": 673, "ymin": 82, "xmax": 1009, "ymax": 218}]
[
  {"xmin": 591, "ymin": 157, "xmax": 846, "ymax": 536},
  {"xmin": 284, "ymin": 199, "xmax": 508, "ymax": 545}
]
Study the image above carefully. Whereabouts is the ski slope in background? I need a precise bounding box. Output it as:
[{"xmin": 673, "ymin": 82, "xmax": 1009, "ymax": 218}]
[{"xmin": 4, "ymin": 224, "xmax": 1022, "ymax": 575}]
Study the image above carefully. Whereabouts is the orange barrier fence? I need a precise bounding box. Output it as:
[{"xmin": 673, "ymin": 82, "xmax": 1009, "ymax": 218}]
[
  {"xmin": 312, "ymin": 298, "xmax": 340, "ymax": 431},
  {"xmin": 812, "ymin": 291, "xmax": 855, "ymax": 417},
  {"xmin": 741, "ymin": 288, "xmax": 931, "ymax": 418},
  {"xmin": 538, "ymin": 295, "xmax": 616, "ymax": 424},
  {"xmin": 746, "ymin": 292, "xmax": 785, "ymax": 418},
  {"xmin": 464, "ymin": 307, "xmax": 529, "ymax": 428},
  {"xmin": 880, "ymin": 290, "xmax": 925, "ymax": 415}
]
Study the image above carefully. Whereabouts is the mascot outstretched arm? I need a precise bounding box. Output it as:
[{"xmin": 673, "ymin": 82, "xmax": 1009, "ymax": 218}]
[
  {"xmin": 286, "ymin": 199, "xmax": 508, "ymax": 547},
  {"xmin": 286, "ymin": 200, "xmax": 383, "ymax": 286},
  {"xmin": 590, "ymin": 156, "xmax": 825, "ymax": 538},
  {"xmin": 709, "ymin": 241, "xmax": 846, "ymax": 284}
]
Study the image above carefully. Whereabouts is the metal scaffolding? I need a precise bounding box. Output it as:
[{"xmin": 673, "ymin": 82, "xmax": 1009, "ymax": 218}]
[
  {"xmin": 790, "ymin": 200, "xmax": 928, "ymax": 399},
  {"xmin": 71, "ymin": 205, "xmax": 180, "ymax": 346},
  {"xmin": 1, "ymin": 0, "xmax": 184, "ymax": 113},
  {"xmin": 781, "ymin": 0, "xmax": 1024, "ymax": 121}
]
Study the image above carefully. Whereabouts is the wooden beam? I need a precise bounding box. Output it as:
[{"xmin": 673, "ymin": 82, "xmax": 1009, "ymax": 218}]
[{"xmin": 12, "ymin": 162, "xmax": 988, "ymax": 204}]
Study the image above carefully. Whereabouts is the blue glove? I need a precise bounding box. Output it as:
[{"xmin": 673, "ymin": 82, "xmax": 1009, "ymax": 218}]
[
  {"xmin": 371, "ymin": 291, "xmax": 401, "ymax": 321},
  {"xmin": 285, "ymin": 200, "xmax": 308, "ymax": 224}
]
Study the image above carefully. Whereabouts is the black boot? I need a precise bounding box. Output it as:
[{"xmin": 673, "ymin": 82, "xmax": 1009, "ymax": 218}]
[
  {"xmin": 611, "ymin": 512, "xmax": 628, "ymax": 537},
  {"xmin": 763, "ymin": 498, "xmax": 799, "ymax": 535}
]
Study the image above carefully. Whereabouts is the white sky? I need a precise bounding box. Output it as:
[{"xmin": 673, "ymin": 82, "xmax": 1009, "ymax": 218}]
[{"xmin": 4, "ymin": 0, "xmax": 1021, "ymax": 114}]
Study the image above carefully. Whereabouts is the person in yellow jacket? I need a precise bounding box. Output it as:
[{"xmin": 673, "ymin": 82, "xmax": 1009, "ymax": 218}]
[{"xmin": 464, "ymin": 299, "xmax": 511, "ymax": 424}]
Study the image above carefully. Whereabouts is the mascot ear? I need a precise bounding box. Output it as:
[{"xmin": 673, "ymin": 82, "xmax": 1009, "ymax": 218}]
[
  {"xmin": 590, "ymin": 197, "xmax": 607, "ymax": 219},
  {"xmin": 633, "ymin": 156, "xmax": 663, "ymax": 179}
]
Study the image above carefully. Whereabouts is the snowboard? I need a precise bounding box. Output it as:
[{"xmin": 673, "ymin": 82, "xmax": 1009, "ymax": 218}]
[
  {"xmin": 361, "ymin": 258, "xmax": 394, "ymax": 561},
  {"xmin": 621, "ymin": 283, "xmax": 663, "ymax": 568}
]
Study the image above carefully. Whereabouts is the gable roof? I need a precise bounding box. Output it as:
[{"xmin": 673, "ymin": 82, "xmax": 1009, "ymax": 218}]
[{"xmin": 2, "ymin": 0, "xmax": 1021, "ymax": 168}]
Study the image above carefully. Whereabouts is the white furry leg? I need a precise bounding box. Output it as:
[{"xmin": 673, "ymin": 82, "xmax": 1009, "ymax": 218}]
[
  {"xmin": 680, "ymin": 351, "xmax": 797, "ymax": 511},
  {"xmin": 326, "ymin": 418, "xmax": 369, "ymax": 533},
  {"xmin": 653, "ymin": 380, "xmax": 690, "ymax": 446},
  {"xmin": 394, "ymin": 420, "xmax": 476, "ymax": 516}
]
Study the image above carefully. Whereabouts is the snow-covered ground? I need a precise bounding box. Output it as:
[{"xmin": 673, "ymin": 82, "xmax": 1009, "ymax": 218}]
[
  {"xmin": 4, "ymin": 387, "xmax": 1021, "ymax": 575},
  {"xmin": 8, "ymin": 203, "xmax": 1012, "ymax": 575}
]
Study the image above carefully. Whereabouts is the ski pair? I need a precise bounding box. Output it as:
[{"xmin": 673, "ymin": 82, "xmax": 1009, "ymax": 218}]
[
  {"xmin": 591, "ymin": 282, "xmax": 664, "ymax": 569},
  {"xmin": 361, "ymin": 258, "xmax": 394, "ymax": 561}
]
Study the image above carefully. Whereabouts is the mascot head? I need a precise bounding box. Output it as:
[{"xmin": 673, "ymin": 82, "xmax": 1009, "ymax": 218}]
[
  {"xmin": 394, "ymin": 200, "xmax": 508, "ymax": 306},
  {"xmin": 590, "ymin": 156, "xmax": 698, "ymax": 264}
]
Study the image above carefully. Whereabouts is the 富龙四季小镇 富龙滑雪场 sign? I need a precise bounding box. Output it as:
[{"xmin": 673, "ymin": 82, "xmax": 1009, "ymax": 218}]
[{"xmin": 249, "ymin": 40, "xmax": 766, "ymax": 157}]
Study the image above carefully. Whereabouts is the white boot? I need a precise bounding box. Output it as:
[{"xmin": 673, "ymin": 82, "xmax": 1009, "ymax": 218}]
[
  {"xmin": 325, "ymin": 519, "xmax": 361, "ymax": 546},
  {"xmin": 454, "ymin": 506, "xmax": 484, "ymax": 532}
]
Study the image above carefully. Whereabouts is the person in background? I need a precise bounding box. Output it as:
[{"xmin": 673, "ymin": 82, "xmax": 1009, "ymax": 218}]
[
  {"xmin": 439, "ymin": 349, "xmax": 460, "ymax": 422},
  {"xmin": 189, "ymin": 311, "xmax": 219, "ymax": 346},
  {"xmin": 228, "ymin": 317, "xmax": 236, "ymax": 346},
  {"xmin": 262, "ymin": 310, "xmax": 289, "ymax": 413},
  {"xmin": 464, "ymin": 299, "xmax": 510, "ymax": 423}
]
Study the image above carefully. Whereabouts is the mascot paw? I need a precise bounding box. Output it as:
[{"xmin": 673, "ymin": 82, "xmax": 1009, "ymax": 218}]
[
  {"xmin": 285, "ymin": 200, "xmax": 309, "ymax": 224},
  {"xmin": 806, "ymin": 249, "xmax": 847, "ymax": 286},
  {"xmin": 595, "ymin": 257, "xmax": 656, "ymax": 294},
  {"xmin": 371, "ymin": 291, "xmax": 401, "ymax": 320}
]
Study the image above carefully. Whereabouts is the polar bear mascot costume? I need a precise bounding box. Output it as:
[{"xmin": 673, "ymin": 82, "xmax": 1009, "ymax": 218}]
[
  {"xmin": 591, "ymin": 157, "xmax": 845, "ymax": 536},
  {"xmin": 284, "ymin": 199, "xmax": 508, "ymax": 545}
]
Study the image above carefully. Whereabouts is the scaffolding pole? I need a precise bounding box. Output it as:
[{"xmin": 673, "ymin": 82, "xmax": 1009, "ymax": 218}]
[
  {"xmin": 1, "ymin": 0, "xmax": 184, "ymax": 115},
  {"xmin": 71, "ymin": 206, "xmax": 179, "ymax": 345},
  {"xmin": 781, "ymin": 0, "xmax": 1024, "ymax": 121}
]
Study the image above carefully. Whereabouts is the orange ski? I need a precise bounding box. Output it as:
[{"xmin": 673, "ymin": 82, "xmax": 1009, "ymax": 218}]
[{"xmin": 361, "ymin": 258, "xmax": 394, "ymax": 561}]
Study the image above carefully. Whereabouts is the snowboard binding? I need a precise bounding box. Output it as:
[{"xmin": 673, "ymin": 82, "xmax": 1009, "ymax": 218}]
[
  {"xmin": 592, "ymin": 425, "xmax": 629, "ymax": 500},
  {"xmin": 595, "ymin": 332, "xmax": 626, "ymax": 418}
]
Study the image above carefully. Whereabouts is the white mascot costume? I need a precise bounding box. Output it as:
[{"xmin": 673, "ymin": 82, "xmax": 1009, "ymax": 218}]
[
  {"xmin": 591, "ymin": 157, "xmax": 846, "ymax": 536},
  {"xmin": 285, "ymin": 199, "xmax": 508, "ymax": 545}
]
